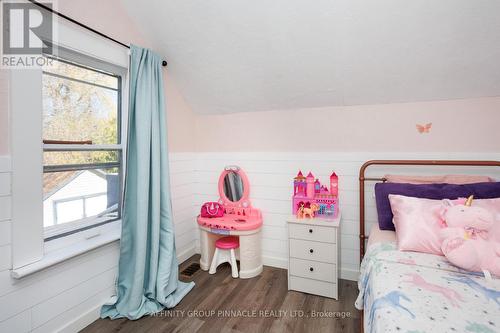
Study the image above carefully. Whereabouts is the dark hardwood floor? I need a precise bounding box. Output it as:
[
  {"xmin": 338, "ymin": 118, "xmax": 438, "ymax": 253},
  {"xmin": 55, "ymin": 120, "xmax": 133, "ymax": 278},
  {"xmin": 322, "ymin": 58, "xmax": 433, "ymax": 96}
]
[{"xmin": 82, "ymin": 255, "xmax": 361, "ymax": 333}]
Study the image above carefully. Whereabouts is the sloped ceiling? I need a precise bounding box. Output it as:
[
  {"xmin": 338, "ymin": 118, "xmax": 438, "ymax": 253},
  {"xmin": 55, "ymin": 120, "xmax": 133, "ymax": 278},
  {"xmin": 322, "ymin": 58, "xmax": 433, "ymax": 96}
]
[{"xmin": 121, "ymin": 0, "xmax": 500, "ymax": 114}]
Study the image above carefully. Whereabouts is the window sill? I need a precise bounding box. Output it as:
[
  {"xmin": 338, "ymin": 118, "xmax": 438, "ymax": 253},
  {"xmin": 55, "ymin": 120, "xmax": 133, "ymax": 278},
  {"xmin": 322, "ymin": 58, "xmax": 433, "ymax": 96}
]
[{"xmin": 11, "ymin": 221, "xmax": 121, "ymax": 279}]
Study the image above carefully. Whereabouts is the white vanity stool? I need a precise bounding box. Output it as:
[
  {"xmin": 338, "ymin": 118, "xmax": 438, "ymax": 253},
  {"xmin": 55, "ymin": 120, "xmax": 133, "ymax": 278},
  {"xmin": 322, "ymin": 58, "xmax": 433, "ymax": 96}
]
[{"xmin": 209, "ymin": 236, "xmax": 240, "ymax": 278}]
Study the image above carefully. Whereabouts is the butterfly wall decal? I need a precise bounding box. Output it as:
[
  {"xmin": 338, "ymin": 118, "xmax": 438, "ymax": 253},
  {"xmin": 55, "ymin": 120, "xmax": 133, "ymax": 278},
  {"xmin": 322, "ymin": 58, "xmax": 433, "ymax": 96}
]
[{"xmin": 416, "ymin": 123, "xmax": 432, "ymax": 134}]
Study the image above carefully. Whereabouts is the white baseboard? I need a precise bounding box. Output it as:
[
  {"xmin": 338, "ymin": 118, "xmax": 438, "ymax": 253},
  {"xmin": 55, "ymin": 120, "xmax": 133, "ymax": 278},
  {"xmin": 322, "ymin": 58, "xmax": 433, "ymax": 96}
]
[
  {"xmin": 195, "ymin": 249, "xmax": 359, "ymax": 281},
  {"xmin": 190, "ymin": 250, "xmax": 290, "ymax": 270},
  {"xmin": 56, "ymin": 303, "xmax": 101, "ymax": 333},
  {"xmin": 262, "ymin": 254, "xmax": 288, "ymax": 269},
  {"xmin": 177, "ymin": 244, "xmax": 197, "ymax": 264},
  {"xmin": 340, "ymin": 268, "xmax": 359, "ymax": 281},
  {"xmin": 52, "ymin": 245, "xmax": 196, "ymax": 333}
]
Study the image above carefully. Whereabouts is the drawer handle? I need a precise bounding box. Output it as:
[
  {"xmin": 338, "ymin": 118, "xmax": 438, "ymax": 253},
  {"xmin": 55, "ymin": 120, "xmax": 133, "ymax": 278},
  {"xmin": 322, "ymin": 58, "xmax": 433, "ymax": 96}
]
[
  {"xmin": 309, "ymin": 267, "xmax": 314, "ymax": 272},
  {"xmin": 309, "ymin": 249, "xmax": 314, "ymax": 253},
  {"xmin": 308, "ymin": 229, "xmax": 313, "ymax": 233}
]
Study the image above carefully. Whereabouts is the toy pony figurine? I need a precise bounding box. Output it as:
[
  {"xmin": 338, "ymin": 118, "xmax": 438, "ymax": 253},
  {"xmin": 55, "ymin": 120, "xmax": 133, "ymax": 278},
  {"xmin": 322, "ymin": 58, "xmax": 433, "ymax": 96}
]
[
  {"xmin": 297, "ymin": 203, "xmax": 320, "ymax": 219},
  {"xmin": 439, "ymin": 195, "xmax": 500, "ymax": 277}
]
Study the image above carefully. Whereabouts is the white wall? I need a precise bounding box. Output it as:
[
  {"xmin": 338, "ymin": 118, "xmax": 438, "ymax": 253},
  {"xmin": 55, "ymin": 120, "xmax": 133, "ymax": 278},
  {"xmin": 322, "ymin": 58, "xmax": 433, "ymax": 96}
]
[
  {"xmin": 191, "ymin": 151, "xmax": 500, "ymax": 281},
  {"xmin": 3, "ymin": 156, "xmax": 121, "ymax": 333},
  {"xmin": 0, "ymin": 70, "xmax": 8, "ymax": 155},
  {"xmin": 169, "ymin": 153, "xmax": 198, "ymax": 264},
  {"xmin": 0, "ymin": 154, "xmax": 198, "ymax": 333}
]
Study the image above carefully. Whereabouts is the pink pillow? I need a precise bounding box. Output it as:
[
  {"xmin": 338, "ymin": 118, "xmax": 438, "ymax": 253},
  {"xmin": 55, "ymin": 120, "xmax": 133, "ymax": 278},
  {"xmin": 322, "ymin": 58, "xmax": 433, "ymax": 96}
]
[
  {"xmin": 389, "ymin": 195, "xmax": 500, "ymax": 255},
  {"xmin": 389, "ymin": 195, "xmax": 450, "ymax": 255}
]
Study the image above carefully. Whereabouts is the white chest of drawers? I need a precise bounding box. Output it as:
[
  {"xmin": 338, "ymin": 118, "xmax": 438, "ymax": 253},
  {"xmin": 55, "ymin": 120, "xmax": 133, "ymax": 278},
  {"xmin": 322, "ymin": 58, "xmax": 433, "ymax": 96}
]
[{"xmin": 287, "ymin": 215, "xmax": 340, "ymax": 299}]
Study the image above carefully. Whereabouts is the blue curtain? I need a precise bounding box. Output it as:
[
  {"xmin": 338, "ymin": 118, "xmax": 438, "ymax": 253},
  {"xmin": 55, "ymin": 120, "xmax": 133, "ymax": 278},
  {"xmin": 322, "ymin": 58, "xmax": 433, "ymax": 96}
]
[{"xmin": 101, "ymin": 45, "xmax": 195, "ymax": 320}]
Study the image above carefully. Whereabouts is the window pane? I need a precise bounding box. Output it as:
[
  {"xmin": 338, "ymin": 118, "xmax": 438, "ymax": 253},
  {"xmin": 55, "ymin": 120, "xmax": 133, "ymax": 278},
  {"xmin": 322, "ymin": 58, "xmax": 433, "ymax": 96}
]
[
  {"xmin": 55, "ymin": 200, "xmax": 84, "ymax": 224},
  {"xmin": 43, "ymin": 150, "xmax": 119, "ymax": 166},
  {"xmin": 85, "ymin": 195, "xmax": 108, "ymax": 216},
  {"xmin": 42, "ymin": 73, "xmax": 119, "ymax": 144},
  {"xmin": 43, "ymin": 57, "xmax": 118, "ymax": 89},
  {"xmin": 43, "ymin": 168, "xmax": 120, "ymax": 228}
]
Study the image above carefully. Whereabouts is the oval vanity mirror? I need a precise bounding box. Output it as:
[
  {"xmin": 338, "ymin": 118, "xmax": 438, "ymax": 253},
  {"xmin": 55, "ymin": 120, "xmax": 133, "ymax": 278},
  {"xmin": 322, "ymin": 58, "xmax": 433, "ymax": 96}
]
[
  {"xmin": 223, "ymin": 171, "xmax": 244, "ymax": 202},
  {"xmin": 218, "ymin": 166, "xmax": 251, "ymax": 208}
]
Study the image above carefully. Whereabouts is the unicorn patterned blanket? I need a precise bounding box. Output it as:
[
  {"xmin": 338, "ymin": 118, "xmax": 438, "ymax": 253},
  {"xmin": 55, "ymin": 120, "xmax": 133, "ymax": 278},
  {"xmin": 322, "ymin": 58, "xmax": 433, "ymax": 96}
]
[{"xmin": 355, "ymin": 242, "xmax": 500, "ymax": 333}]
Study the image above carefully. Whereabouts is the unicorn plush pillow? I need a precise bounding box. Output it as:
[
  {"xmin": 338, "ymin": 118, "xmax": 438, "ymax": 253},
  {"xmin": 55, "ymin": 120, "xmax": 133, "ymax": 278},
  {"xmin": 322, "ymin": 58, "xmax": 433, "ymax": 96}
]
[
  {"xmin": 439, "ymin": 196, "xmax": 500, "ymax": 276},
  {"xmin": 388, "ymin": 195, "xmax": 500, "ymax": 255}
]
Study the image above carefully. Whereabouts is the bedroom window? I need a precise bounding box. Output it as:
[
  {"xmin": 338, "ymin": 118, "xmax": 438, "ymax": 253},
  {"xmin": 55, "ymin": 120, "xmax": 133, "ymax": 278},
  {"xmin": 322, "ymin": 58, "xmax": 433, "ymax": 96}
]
[{"xmin": 42, "ymin": 55, "xmax": 123, "ymax": 240}]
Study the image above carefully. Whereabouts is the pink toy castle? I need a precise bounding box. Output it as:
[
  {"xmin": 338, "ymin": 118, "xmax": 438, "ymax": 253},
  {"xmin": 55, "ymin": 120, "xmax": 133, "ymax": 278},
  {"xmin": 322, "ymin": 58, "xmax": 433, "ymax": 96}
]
[{"xmin": 292, "ymin": 171, "xmax": 339, "ymax": 218}]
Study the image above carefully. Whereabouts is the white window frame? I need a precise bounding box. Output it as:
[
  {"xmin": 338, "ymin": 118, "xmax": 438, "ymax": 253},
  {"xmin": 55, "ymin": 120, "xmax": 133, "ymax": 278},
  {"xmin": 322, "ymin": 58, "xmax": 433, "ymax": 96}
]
[
  {"xmin": 41, "ymin": 46, "xmax": 126, "ymax": 241},
  {"xmin": 10, "ymin": 9, "xmax": 129, "ymax": 275}
]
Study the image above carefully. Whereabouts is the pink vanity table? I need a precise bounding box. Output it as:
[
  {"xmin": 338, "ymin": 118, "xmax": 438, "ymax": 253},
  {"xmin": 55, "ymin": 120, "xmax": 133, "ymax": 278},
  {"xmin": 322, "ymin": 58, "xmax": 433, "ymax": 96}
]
[{"xmin": 197, "ymin": 166, "xmax": 263, "ymax": 279}]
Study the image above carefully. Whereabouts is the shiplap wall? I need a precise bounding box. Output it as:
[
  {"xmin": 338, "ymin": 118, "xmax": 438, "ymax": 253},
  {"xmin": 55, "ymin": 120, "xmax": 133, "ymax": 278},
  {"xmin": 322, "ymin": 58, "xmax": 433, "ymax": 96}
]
[
  {"xmin": 192, "ymin": 152, "xmax": 500, "ymax": 281},
  {"xmin": 170, "ymin": 153, "xmax": 198, "ymax": 263},
  {"xmin": 0, "ymin": 154, "xmax": 198, "ymax": 333},
  {"xmin": 0, "ymin": 155, "xmax": 119, "ymax": 333}
]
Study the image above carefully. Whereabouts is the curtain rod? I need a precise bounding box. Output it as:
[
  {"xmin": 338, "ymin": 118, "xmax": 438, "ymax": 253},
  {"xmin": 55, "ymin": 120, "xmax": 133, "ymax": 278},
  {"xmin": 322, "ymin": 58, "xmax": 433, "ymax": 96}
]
[{"xmin": 28, "ymin": 0, "xmax": 168, "ymax": 67}]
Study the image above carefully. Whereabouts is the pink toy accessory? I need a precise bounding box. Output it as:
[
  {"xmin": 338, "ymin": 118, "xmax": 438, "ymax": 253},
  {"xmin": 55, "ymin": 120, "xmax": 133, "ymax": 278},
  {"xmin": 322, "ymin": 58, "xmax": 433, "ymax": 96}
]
[
  {"xmin": 201, "ymin": 202, "xmax": 225, "ymax": 218},
  {"xmin": 218, "ymin": 166, "xmax": 251, "ymax": 214},
  {"xmin": 439, "ymin": 195, "xmax": 500, "ymax": 277},
  {"xmin": 197, "ymin": 166, "xmax": 263, "ymax": 231},
  {"xmin": 292, "ymin": 170, "xmax": 339, "ymax": 219},
  {"xmin": 297, "ymin": 203, "xmax": 319, "ymax": 218}
]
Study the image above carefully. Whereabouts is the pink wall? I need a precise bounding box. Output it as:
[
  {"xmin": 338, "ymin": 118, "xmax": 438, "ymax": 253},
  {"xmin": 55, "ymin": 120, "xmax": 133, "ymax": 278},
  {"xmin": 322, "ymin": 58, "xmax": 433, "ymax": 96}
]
[
  {"xmin": 163, "ymin": 72, "xmax": 196, "ymax": 151},
  {"xmin": 194, "ymin": 97, "xmax": 500, "ymax": 152},
  {"xmin": 0, "ymin": 0, "xmax": 196, "ymax": 154},
  {"xmin": 57, "ymin": 0, "xmax": 196, "ymax": 152},
  {"xmin": 1, "ymin": 1, "xmax": 498, "ymax": 155}
]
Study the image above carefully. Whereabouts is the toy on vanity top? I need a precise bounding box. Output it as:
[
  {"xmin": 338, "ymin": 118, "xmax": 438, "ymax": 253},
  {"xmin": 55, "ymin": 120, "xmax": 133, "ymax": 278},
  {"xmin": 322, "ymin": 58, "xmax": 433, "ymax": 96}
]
[
  {"xmin": 439, "ymin": 195, "xmax": 500, "ymax": 277},
  {"xmin": 293, "ymin": 171, "xmax": 339, "ymax": 219},
  {"xmin": 200, "ymin": 202, "xmax": 225, "ymax": 218},
  {"xmin": 198, "ymin": 166, "xmax": 262, "ymax": 231}
]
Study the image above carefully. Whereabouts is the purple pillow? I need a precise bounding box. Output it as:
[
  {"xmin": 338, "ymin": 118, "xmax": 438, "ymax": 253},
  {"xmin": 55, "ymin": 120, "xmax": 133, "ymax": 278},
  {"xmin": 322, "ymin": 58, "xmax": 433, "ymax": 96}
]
[{"xmin": 374, "ymin": 182, "xmax": 500, "ymax": 231}]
